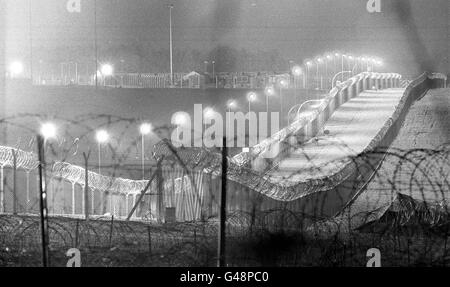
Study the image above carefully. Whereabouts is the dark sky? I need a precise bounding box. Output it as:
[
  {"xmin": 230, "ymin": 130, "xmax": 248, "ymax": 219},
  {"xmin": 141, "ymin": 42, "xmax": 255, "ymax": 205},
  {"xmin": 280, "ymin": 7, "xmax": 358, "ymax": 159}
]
[{"xmin": 3, "ymin": 0, "xmax": 449, "ymax": 75}]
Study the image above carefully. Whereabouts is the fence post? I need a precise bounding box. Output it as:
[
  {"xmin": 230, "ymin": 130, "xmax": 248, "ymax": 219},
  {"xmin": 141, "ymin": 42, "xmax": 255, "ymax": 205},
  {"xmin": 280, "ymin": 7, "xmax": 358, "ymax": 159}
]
[
  {"xmin": 217, "ymin": 137, "xmax": 227, "ymax": 267},
  {"xmin": 37, "ymin": 135, "xmax": 49, "ymax": 267},
  {"xmin": 11, "ymin": 149, "xmax": 17, "ymax": 215},
  {"xmin": 71, "ymin": 182, "xmax": 76, "ymax": 215},
  {"xmin": 83, "ymin": 151, "xmax": 90, "ymax": 221},
  {"xmin": 156, "ymin": 160, "xmax": 164, "ymax": 223},
  {"xmin": 0, "ymin": 166, "xmax": 4, "ymax": 213},
  {"xmin": 26, "ymin": 171, "xmax": 30, "ymax": 213}
]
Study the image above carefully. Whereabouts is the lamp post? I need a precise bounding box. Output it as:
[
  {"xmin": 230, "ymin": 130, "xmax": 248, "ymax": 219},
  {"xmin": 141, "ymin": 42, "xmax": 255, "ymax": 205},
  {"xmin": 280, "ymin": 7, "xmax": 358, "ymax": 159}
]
[
  {"xmin": 292, "ymin": 65, "xmax": 302, "ymax": 103},
  {"xmin": 172, "ymin": 112, "xmax": 190, "ymax": 146},
  {"xmin": 292, "ymin": 65, "xmax": 302, "ymax": 88},
  {"xmin": 96, "ymin": 129, "xmax": 109, "ymax": 214},
  {"xmin": 94, "ymin": 0, "xmax": 98, "ymax": 88},
  {"xmin": 100, "ymin": 64, "xmax": 113, "ymax": 86},
  {"xmin": 348, "ymin": 55, "xmax": 354, "ymax": 75},
  {"xmin": 334, "ymin": 53, "xmax": 340, "ymax": 79},
  {"xmin": 316, "ymin": 58, "xmax": 323, "ymax": 90},
  {"xmin": 305, "ymin": 61, "xmax": 313, "ymax": 90},
  {"xmin": 203, "ymin": 107, "xmax": 217, "ymax": 144},
  {"xmin": 247, "ymin": 92, "xmax": 257, "ymax": 145},
  {"xmin": 168, "ymin": 4, "xmax": 174, "ymax": 87},
  {"xmin": 361, "ymin": 57, "xmax": 368, "ymax": 72},
  {"xmin": 212, "ymin": 61, "xmax": 217, "ymax": 87},
  {"xmin": 325, "ymin": 55, "xmax": 332, "ymax": 89},
  {"xmin": 37, "ymin": 122, "xmax": 57, "ymax": 267},
  {"xmin": 226, "ymin": 100, "xmax": 237, "ymax": 138},
  {"xmin": 139, "ymin": 123, "xmax": 153, "ymax": 179},
  {"xmin": 95, "ymin": 130, "xmax": 109, "ymax": 177},
  {"xmin": 247, "ymin": 92, "xmax": 257, "ymax": 115},
  {"xmin": 278, "ymin": 79, "xmax": 288, "ymax": 121},
  {"xmin": 264, "ymin": 85, "xmax": 275, "ymax": 114}
]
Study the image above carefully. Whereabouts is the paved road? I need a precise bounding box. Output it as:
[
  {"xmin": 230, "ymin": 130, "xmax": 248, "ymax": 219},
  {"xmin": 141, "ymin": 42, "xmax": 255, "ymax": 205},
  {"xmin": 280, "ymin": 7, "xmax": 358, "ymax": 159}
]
[
  {"xmin": 267, "ymin": 88, "xmax": 406, "ymax": 184},
  {"xmin": 318, "ymin": 88, "xmax": 450, "ymax": 233}
]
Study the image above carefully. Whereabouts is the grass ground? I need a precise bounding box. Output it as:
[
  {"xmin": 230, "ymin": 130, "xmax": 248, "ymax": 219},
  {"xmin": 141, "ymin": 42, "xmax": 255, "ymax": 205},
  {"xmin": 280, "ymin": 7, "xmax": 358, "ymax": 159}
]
[{"xmin": 1, "ymin": 212, "xmax": 449, "ymax": 267}]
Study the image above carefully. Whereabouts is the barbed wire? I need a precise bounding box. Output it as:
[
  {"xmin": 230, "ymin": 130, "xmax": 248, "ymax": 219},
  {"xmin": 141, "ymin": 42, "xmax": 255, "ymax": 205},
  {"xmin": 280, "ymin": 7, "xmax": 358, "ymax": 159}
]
[{"xmin": 0, "ymin": 72, "xmax": 448, "ymax": 266}]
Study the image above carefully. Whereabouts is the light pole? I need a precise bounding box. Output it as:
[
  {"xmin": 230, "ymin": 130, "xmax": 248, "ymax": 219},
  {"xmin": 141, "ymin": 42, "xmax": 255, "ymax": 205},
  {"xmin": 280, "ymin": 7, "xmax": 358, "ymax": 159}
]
[
  {"xmin": 292, "ymin": 65, "xmax": 302, "ymax": 103},
  {"xmin": 292, "ymin": 65, "xmax": 302, "ymax": 89},
  {"xmin": 38, "ymin": 122, "xmax": 57, "ymax": 267},
  {"xmin": 325, "ymin": 55, "xmax": 331, "ymax": 89},
  {"xmin": 341, "ymin": 54, "xmax": 346, "ymax": 82},
  {"xmin": 264, "ymin": 85, "xmax": 275, "ymax": 114},
  {"xmin": 96, "ymin": 129, "xmax": 109, "ymax": 215},
  {"xmin": 278, "ymin": 79, "xmax": 288, "ymax": 120},
  {"xmin": 172, "ymin": 112, "xmax": 190, "ymax": 146},
  {"xmin": 361, "ymin": 57, "xmax": 368, "ymax": 72},
  {"xmin": 316, "ymin": 58, "xmax": 323, "ymax": 90},
  {"xmin": 95, "ymin": 130, "xmax": 109, "ymax": 176},
  {"xmin": 226, "ymin": 100, "xmax": 237, "ymax": 138},
  {"xmin": 334, "ymin": 53, "xmax": 340, "ymax": 78},
  {"xmin": 168, "ymin": 4, "xmax": 174, "ymax": 87},
  {"xmin": 247, "ymin": 92, "xmax": 257, "ymax": 115},
  {"xmin": 247, "ymin": 92, "xmax": 257, "ymax": 146},
  {"xmin": 305, "ymin": 61, "xmax": 313, "ymax": 90},
  {"xmin": 139, "ymin": 123, "xmax": 153, "ymax": 179},
  {"xmin": 348, "ymin": 55, "xmax": 354, "ymax": 75},
  {"xmin": 94, "ymin": 0, "xmax": 98, "ymax": 88},
  {"xmin": 100, "ymin": 64, "xmax": 113, "ymax": 86}
]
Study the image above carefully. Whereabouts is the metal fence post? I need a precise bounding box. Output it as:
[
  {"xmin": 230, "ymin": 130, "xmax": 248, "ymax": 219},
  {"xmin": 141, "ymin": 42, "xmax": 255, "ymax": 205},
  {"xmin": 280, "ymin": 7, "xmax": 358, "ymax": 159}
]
[
  {"xmin": 83, "ymin": 151, "xmax": 91, "ymax": 221},
  {"xmin": 0, "ymin": 166, "xmax": 4, "ymax": 213},
  {"xmin": 218, "ymin": 137, "xmax": 227, "ymax": 267},
  {"xmin": 156, "ymin": 160, "xmax": 164, "ymax": 223},
  {"xmin": 11, "ymin": 149, "xmax": 17, "ymax": 215},
  {"xmin": 37, "ymin": 135, "xmax": 49, "ymax": 267}
]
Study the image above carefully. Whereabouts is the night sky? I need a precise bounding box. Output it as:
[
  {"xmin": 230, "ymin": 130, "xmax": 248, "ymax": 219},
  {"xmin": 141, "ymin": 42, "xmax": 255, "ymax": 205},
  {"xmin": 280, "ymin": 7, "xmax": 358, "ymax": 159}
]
[{"xmin": 3, "ymin": 0, "xmax": 449, "ymax": 76}]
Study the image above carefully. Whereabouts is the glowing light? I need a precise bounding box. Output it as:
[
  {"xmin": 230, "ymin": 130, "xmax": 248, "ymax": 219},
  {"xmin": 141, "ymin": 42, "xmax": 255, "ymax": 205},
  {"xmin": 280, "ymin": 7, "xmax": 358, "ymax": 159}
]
[
  {"xmin": 326, "ymin": 55, "xmax": 332, "ymax": 60},
  {"xmin": 139, "ymin": 123, "xmax": 153, "ymax": 135},
  {"xmin": 9, "ymin": 61, "xmax": 24, "ymax": 76},
  {"xmin": 100, "ymin": 64, "xmax": 114, "ymax": 76},
  {"xmin": 292, "ymin": 65, "xmax": 302, "ymax": 76},
  {"xmin": 40, "ymin": 122, "xmax": 57, "ymax": 139},
  {"xmin": 172, "ymin": 112, "xmax": 190, "ymax": 126},
  {"xmin": 247, "ymin": 92, "xmax": 257, "ymax": 102},
  {"xmin": 317, "ymin": 58, "xmax": 323, "ymax": 63},
  {"xmin": 227, "ymin": 99, "xmax": 237, "ymax": 110},
  {"xmin": 306, "ymin": 61, "xmax": 313, "ymax": 67},
  {"xmin": 265, "ymin": 86, "xmax": 275, "ymax": 96},
  {"xmin": 203, "ymin": 107, "xmax": 216, "ymax": 119},
  {"xmin": 279, "ymin": 79, "xmax": 288, "ymax": 88},
  {"xmin": 96, "ymin": 130, "xmax": 109, "ymax": 144}
]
